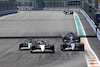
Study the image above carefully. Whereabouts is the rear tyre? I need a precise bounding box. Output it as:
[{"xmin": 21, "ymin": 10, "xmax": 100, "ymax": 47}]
[
  {"xmin": 30, "ymin": 48, "xmax": 33, "ymax": 53},
  {"xmin": 81, "ymin": 44, "xmax": 84, "ymax": 51},
  {"xmin": 79, "ymin": 44, "xmax": 84, "ymax": 51},
  {"xmin": 78, "ymin": 37, "xmax": 80, "ymax": 43},
  {"xmin": 72, "ymin": 12, "xmax": 73, "ymax": 14},
  {"xmin": 30, "ymin": 46, "xmax": 36, "ymax": 53},
  {"xmin": 51, "ymin": 46, "xmax": 55, "ymax": 53}
]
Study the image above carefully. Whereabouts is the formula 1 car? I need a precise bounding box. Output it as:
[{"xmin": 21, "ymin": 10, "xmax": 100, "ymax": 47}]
[
  {"xmin": 63, "ymin": 10, "xmax": 73, "ymax": 15},
  {"xmin": 30, "ymin": 40, "xmax": 55, "ymax": 53},
  {"xmin": 62, "ymin": 32, "xmax": 80, "ymax": 43},
  {"xmin": 19, "ymin": 39, "xmax": 35, "ymax": 50},
  {"xmin": 61, "ymin": 32, "xmax": 84, "ymax": 51},
  {"xmin": 61, "ymin": 41, "xmax": 84, "ymax": 51}
]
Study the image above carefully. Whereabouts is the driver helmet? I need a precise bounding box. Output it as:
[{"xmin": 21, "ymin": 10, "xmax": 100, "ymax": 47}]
[
  {"xmin": 41, "ymin": 39, "xmax": 44, "ymax": 42},
  {"xmin": 29, "ymin": 39, "xmax": 32, "ymax": 43},
  {"xmin": 35, "ymin": 39, "xmax": 37, "ymax": 41}
]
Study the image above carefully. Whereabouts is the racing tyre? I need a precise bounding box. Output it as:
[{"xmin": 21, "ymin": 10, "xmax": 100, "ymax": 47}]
[
  {"xmin": 79, "ymin": 44, "xmax": 84, "ymax": 51},
  {"xmin": 30, "ymin": 47, "xmax": 33, "ymax": 53},
  {"xmin": 61, "ymin": 45, "xmax": 67, "ymax": 51},
  {"xmin": 30, "ymin": 46, "xmax": 36, "ymax": 53},
  {"xmin": 65, "ymin": 12, "xmax": 67, "ymax": 15},
  {"xmin": 61, "ymin": 45, "xmax": 64, "ymax": 51},
  {"xmin": 81, "ymin": 44, "xmax": 84, "ymax": 51},
  {"xmin": 50, "ymin": 46, "xmax": 55, "ymax": 53},
  {"xmin": 72, "ymin": 12, "xmax": 73, "ymax": 14},
  {"xmin": 19, "ymin": 44, "xmax": 23, "ymax": 51},
  {"xmin": 78, "ymin": 37, "xmax": 80, "ymax": 43}
]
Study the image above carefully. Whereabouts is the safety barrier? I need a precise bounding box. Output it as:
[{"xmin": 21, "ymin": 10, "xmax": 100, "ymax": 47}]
[
  {"xmin": 17, "ymin": 6, "xmax": 80, "ymax": 11},
  {"xmin": 0, "ymin": 9, "xmax": 17, "ymax": 16},
  {"xmin": 80, "ymin": 9, "xmax": 100, "ymax": 42},
  {"xmin": 80, "ymin": 9, "xmax": 97, "ymax": 33},
  {"xmin": 43, "ymin": 7, "xmax": 80, "ymax": 11},
  {"xmin": 17, "ymin": 7, "xmax": 33, "ymax": 11},
  {"xmin": 97, "ymin": 29, "xmax": 100, "ymax": 42}
]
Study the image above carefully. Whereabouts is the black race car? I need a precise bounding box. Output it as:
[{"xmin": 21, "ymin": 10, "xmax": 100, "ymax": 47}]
[
  {"xmin": 30, "ymin": 40, "xmax": 55, "ymax": 53},
  {"xmin": 62, "ymin": 32, "xmax": 80, "ymax": 43},
  {"xmin": 63, "ymin": 10, "xmax": 73, "ymax": 14},
  {"xmin": 19, "ymin": 39, "xmax": 35, "ymax": 50}
]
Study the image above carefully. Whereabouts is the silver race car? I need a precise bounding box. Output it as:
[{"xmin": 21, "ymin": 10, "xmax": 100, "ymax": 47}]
[
  {"xmin": 19, "ymin": 39, "xmax": 35, "ymax": 50},
  {"xmin": 30, "ymin": 40, "xmax": 55, "ymax": 53},
  {"xmin": 64, "ymin": 10, "xmax": 73, "ymax": 14}
]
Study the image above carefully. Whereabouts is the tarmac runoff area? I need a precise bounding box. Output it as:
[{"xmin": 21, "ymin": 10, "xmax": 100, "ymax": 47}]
[{"xmin": 0, "ymin": 11, "xmax": 95, "ymax": 67}]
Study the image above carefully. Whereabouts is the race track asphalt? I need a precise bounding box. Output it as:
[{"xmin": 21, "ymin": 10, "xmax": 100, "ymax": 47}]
[{"xmin": 0, "ymin": 11, "xmax": 87, "ymax": 67}]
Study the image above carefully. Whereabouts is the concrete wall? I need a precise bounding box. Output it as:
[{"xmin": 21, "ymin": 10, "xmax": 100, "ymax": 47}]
[
  {"xmin": 80, "ymin": 9, "xmax": 100, "ymax": 42},
  {"xmin": 0, "ymin": 1, "xmax": 17, "ymax": 16},
  {"xmin": 0, "ymin": 9, "xmax": 17, "ymax": 16},
  {"xmin": 81, "ymin": 1, "xmax": 97, "ymax": 22}
]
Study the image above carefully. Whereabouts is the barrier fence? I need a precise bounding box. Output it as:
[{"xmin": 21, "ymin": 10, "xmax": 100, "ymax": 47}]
[
  {"xmin": 80, "ymin": 9, "xmax": 100, "ymax": 42},
  {"xmin": 80, "ymin": 1, "xmax": 100, "ymax": 42},
  {"xmin": 80, "ymin": 9, "xmax": 97, "ymax": 33},
  {"xmin": 17, "ymin": 0, "xmax": 80, "ymax": 11},
  {"xmin": 0, "ymin": 1, "xmax": 17, "ymax": 16},
  {"xmin": 17, "ymin": 6, "xmax": 33, "ymax": 11},
  {"xmin": 0, "ymin": 9, "xmax": 17, "ymax": 16},
  {"xmin": 18, "ymin": 7, "xmax": 80, "ymax": 11},
  {"xmin": 81, "ymin": 1, "xmax": 97, "ymax": 24},
  {"xmin": 97, "ymin": 29, "xmax": 100, "ymax": 42}
]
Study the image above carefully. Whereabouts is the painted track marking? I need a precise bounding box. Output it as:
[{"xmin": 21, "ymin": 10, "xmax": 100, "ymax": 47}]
[{"xmin": 73, "ymin": 12, "xmax": 100, "ymax": 67}]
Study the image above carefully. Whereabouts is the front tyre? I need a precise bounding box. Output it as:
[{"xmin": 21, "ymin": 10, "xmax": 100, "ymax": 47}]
[
  {"xmin": 19, "ymin": 44, "xmax": 23, "ymax": 51},
  {"xmin": 61, "ymin": 45, "xmax": 67, "ymax": 51}
]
